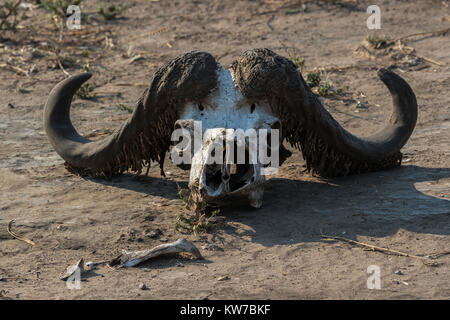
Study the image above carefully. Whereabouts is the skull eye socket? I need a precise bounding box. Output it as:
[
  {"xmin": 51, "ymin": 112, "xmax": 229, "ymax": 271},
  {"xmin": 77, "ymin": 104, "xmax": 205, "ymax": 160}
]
[
  {"xmin": 250, "ymin": 103, "xmax": 256, "ymax": 113},
  {"xmin": 172, "ymin": 123, "xmax": 183, "ymax": 145},
  {"xmin": 271, "ymin": 120, "xmax": 281, "ymax": 130}
]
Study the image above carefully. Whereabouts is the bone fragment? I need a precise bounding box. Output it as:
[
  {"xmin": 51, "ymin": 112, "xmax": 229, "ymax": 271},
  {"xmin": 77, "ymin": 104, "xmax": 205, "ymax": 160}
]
[
  {"xmin": 60, "ymin": 259, "xmax": 86, "ymax": 281},
  {"xmin": 109, "ymin": 238, "xmax": 203, "ymax": 268}
]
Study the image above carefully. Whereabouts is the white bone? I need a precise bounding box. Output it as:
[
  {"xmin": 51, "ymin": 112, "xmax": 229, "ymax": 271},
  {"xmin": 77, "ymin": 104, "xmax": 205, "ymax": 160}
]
[
  {"xmin": 176, "ymin": 68, "xmax": 280, "ymax": 207},
  {"xmin": 109, "ymin": 238, "xmax": 203, "ymax": 268}
]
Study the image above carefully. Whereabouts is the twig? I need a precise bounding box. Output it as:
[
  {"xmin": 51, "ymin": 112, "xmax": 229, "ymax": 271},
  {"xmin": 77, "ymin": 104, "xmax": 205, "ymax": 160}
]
[
  {"xmin": 7, "ymin": 220, "xmax": 35, "ymax": 246},
  {"xmin": 320, "ymin": 235, "xmax": 428, "ymax": 261},
  {"xmin": 267, "ymin": 14, "xmax": 275, "ymax": 31},
  {"xmin": 127, "ymin": 26, "xmax": 169, "ymax": 41},
  {"xmin": 305, "ymin": 64, "xmax": 359, "ymax": 73},
  {"xmin": 420, "ymin": 56, "xmax": 445, "ymax": 66},
  {"xmin": 0, "ymin": 63, "xmax": 29, "ymax": 76},
  {"xmin": 58, "ymin": 17, "xmax": 64, "ymax": 43},
  {"xmin": 109, "ymin": 238, "xmax": 203, "ymax": 268},
  {"xmin": 0, "ymin": 276, "xmax": 25, "ymax": 281},
  {"xmin": 113, "ymin": 82, "xmax": 147, "ymax": 87},
  {"xmin": 394, "ymin": 27, "xmax": 450, "ymax": 42},
  {"xmin": 57, "ymin": 58, "xmax": 71, "ymax": 77},
  {"xmin": 0, "ymin": 0, "xmax": 22, "ymax": 32}
]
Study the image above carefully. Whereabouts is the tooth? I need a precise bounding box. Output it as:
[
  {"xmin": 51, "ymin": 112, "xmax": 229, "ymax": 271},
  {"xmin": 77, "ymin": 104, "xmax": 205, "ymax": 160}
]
[{"xmin": 248, "ymin": 187, "xmax": 264, "ymax": 208}]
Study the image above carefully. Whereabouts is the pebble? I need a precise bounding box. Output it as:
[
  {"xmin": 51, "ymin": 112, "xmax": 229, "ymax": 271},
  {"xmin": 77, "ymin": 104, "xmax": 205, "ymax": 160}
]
[
  {"xmin": 146, "ymin": 229, "xmax": 162, "ymax": 239},
  {"xmin": 139, "ymin": 283, "xmax": 148, "ymax": 290},
  {"xmin": 217, "ymin": 276, "xmax": 230, "ymax": 281}
]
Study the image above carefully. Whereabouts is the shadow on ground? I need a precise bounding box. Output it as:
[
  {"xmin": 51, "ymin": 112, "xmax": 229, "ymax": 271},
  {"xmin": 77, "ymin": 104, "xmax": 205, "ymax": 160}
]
[
  {"xmin": 219, "ymin": 165, "xmax": 450, "ymax": 247},
  {"xmin": 88, "ymin": 165, "xmax": 449, "ymax": 247}
]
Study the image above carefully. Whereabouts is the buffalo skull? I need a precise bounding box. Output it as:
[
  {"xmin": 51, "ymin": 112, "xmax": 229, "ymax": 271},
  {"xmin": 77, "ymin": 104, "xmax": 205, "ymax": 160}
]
[{"xmin": 44, "ymin": 49, "xmax": 417, "ymax": 208}]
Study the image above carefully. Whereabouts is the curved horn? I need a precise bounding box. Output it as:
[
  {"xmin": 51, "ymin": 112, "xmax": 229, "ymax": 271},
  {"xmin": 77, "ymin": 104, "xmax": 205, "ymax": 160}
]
[
  {"xmin": 44, "ymin": 51, "xmax": 218, "ymax": 177},
  {"xmin": 231, "ymin": 48, "xmax": 418, "ymax": 177}
]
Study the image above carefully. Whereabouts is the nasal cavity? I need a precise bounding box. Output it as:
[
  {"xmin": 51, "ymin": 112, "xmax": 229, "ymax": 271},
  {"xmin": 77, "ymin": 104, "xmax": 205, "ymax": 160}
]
[
  {"xmin": 205, "ymin": 164, "xmax": 222, "ymax": 191},
  {"xmin": 207, "ymin": 140, "xmax": 226, "ymax": 165}
]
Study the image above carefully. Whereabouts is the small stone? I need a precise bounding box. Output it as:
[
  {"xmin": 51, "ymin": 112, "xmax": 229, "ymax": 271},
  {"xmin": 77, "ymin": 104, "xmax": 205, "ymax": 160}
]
[
  {"xmin": 356, "ymin": 101, "xmax": 369, "ymax": 109},
  {"xmin": 29, "ymin": 64, "xmax": 38, "ymax": 74},
  {"xmin": 139, "ymin": 283, "xmax": 148, "ymax": 290},
  {"xmin": 394, "ymin": 270, "xmax": 404, "ymax": 275},
  {"xmin": 217, "ymin": 276, "xmax": 230, "ymax": 281},
  {"xmin": 146, "ymin": 229, "xmax": 162, "ymax": 239}
]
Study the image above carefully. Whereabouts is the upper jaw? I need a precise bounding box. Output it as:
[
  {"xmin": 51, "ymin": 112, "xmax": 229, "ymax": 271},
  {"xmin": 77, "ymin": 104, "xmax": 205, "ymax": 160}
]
[
  {"xmin": 195, "ymin": 162, "xmax": 266, "ymax": 208},
  {"xmin": 199, "ymin": 162, "xmax": 265, "ymax": 194},
  {"xmin": 188, "ymin": 131, "xmax": 266, "ymax": 208}
]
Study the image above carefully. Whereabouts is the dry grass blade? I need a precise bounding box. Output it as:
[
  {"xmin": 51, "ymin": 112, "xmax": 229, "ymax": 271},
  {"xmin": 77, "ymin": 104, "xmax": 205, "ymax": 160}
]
[
  {"xmin": 7, "ymin": 220, "xmax": 35, "ymax": 246},
  {"xmin": 427, "ymin": 251, "xmax": 450, "ymax": 259},
  {"xmin": 267, "ymin": 14, "xmax": 275, "ymax": 31},
  {"xmin": 320, "ymin": 235, "xmax": 429, "ymax": 261},
  {"xmin": 128, "ymin": 26, "xmax": 169, "ymax": 41},
  {"xmin": 0, "ymin": 63, "xmax": 29, "ymax": 76}
]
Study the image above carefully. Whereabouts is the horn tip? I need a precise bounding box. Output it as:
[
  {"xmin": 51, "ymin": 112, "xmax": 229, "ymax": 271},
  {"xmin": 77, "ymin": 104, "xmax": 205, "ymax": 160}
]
[
  {"xmin": 50, "ymin": 72, "xmax": 93, "ymax": 97},
  {"xmin": 78, "ymin": 72, "xmax": 93, "ymax": 81},
  {"xmin": 377, "ymin": 68, "xmax": 399, "ymax": 86},
  {"xmin": 377, "ymin": 68, "xmax": 390, "ymax": 79},
  {"xmin": 69, "ymin": 72, "xmax": 92, "ymax": 83}
]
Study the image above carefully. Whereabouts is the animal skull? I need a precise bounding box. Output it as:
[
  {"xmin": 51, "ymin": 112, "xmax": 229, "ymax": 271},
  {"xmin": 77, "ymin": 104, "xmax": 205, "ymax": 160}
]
[
  {"xmin": 43, "ymin": 49, "xmax": 418, "ymax": 209},
  {"xmin": 172, "ymin": 68, "xmax": 282, "ymax": 207}
]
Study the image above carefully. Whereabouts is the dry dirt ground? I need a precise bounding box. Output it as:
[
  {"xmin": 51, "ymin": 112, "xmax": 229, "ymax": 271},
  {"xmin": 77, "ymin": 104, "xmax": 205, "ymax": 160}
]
[{"xmin": 0, "ymin": 0, "xmax": 449, "ymax": 299}]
